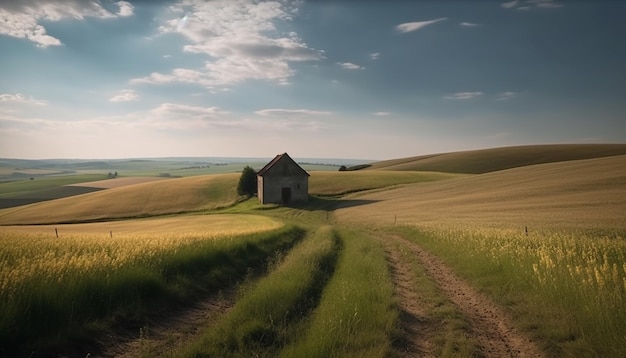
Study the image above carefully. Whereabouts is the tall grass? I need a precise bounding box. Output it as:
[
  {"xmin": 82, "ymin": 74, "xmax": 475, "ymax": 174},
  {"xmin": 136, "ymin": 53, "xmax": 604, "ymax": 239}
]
[
  {"xmin": 397, "ymin": 226, "xmax": 626, "ymax": 357},
  {"xmin": 280, "ymin": 228, "xmax": 397, "ymax": 358},
  {"xmin": 0, "ymin": 223, "xmax": 304, "ymax": 356},
  {"xmin": 178, "ymin": 225, "xmax": 340, "ymax": 357}
]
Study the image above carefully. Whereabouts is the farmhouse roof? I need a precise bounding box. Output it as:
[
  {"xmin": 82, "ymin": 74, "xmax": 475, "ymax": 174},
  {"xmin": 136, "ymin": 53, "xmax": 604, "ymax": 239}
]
[{"xmin": 257, "ymin": 153, "xmax": 310, "ymax": 177}]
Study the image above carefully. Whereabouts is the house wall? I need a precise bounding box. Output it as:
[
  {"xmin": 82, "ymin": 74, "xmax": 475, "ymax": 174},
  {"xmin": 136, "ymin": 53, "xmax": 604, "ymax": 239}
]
[
  {"xmin": 259, "ymin": 176, "xmax": 308, "ymax": 204},
  {"xmin": 258, "ymin": 159, "xmax": 309, "ymax": 204}
]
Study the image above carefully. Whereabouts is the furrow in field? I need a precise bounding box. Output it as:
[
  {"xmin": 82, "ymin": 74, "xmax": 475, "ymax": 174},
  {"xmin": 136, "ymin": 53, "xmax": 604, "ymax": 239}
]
[{"xmin": 387, "ymin": 234, "xmax": 544, "ymax": 358}]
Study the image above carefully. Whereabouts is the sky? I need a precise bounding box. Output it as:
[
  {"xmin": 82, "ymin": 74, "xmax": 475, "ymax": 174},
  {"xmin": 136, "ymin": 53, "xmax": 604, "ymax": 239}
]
[{"xmin": 1, "ymin": 0, "xmax": 625, "ymax": 160}]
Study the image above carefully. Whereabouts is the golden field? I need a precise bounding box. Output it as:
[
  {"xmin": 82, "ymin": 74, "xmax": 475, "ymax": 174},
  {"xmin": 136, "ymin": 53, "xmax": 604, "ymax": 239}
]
[
  {"xmin": 336, "ymin": 154, "xmax": 626, "ymax": 231},
  {"xmin": 0, "ymin": 214, "xmax": 282, "ymax": 294},
  {"xmin": 0, "ymin": 173, "xmax": 240, "ymax": 225}
]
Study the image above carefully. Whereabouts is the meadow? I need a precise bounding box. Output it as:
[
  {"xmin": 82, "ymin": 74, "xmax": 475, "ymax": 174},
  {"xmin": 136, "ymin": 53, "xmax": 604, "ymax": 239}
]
[
  {"xmin": 1, "ymin": 144, "xmax": 626, "ymax": 357},
  {"xmin": 0, "ymin": 216, "xmax": 300, "ymax": 356}
]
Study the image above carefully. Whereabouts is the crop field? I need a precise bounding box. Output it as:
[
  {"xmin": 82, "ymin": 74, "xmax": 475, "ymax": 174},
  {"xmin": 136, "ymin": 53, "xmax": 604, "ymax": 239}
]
[
  {"xmin": 1, "ymin": 146, "xmax": 626, "ymax": 357},
  {"xmin": 0, "ymin": 173, "xmax": 241, "ymax": 225}
]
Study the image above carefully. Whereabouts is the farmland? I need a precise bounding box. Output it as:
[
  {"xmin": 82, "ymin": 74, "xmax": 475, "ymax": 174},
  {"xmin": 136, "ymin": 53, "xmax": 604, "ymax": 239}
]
[{"xmin": 1, "ymin": 145, "xmax": 626, "ymax": 357}]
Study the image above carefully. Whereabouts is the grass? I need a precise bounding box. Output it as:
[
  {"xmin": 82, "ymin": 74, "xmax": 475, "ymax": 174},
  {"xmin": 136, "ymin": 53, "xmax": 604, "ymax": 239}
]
[
  {"xmin": 378, "ymin": 230, "xmax": 480, "ymax": 357},
  {"xmin": 336, "ymin": 154, "xmax": 626, "ymax": 231},
  {"xmin": 3, "ymin": 145, "xmax": 626, "ymax": 357},
  {"xmin": 0, "ymin": 173, "xmax": 241, "ymax": 225},
  {"xmin": 1, "ymin": 214, "xmax": 282, "ymax": 237},
  {"xmin": 394, "ymin": 225, "xmax": 626, "ymax": 357},
  {"xmin": 178, "ymin": 225, "xmax": 340, "ymax": 357},
  {"xmin": 0, "ymin": 174, "xmax": 107, "ymax": 197},
  {"xmin": 365, "ymin": 144, "xmax": 626, "ymax": 173},
  {"xmin": 309, "ymin": 171, "xmax": 463, "ymax": 196},
  {"xmin": 279, "ymin": 228, "xmax": 396, "ymax": 358},
  {"xmin": 0, "ymin": 220, "xmax": 304, "ymax": 357}
]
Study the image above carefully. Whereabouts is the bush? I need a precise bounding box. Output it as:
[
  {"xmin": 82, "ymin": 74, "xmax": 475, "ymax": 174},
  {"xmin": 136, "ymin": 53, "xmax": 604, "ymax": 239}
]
[{"xmin": 237, "ymin": 166, "xmax": 257, "ymax": 196}]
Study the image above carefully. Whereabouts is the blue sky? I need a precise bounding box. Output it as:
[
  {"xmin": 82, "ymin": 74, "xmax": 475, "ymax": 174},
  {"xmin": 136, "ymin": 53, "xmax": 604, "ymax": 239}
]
[{"xmin": 1, "ymin": 0, "xmax": 625, "ymax": 160}]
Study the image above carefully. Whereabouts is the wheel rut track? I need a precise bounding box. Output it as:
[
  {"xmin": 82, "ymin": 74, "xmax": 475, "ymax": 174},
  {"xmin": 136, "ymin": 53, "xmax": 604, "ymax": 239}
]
[
  {"xmin": 383, "ymin": 234, "xmax": 544, "ymax": 358},
  {"xmin": 100, "ymin": 287, "xmax": 237, "ymax": 357}
]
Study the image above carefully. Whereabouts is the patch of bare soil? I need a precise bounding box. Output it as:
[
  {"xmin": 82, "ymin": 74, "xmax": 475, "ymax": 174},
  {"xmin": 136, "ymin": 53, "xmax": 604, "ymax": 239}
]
[
  {"xmin": 99, "ymin": 288, "xmax": 236, "ymax": 358},
  {"xmin": 384, "ymin": 234, "xmax": 544, "ymax": 358}
]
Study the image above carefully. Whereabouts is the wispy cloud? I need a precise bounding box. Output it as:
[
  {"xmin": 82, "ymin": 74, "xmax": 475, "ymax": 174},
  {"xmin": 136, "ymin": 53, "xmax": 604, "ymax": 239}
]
[
  {"xmin": 496, "ymin": 91, "xmax": 518, "ymax": 100},
  {"xmin": 372, "ymin": 112, "xmax": 392, "ymax": 116},
  {"xmin": 395, "ymin": 18, "xmax": 447, "ymax": 33},
  {"xmin": 460, "ymin": 22, "xmax": 481, "ymax": 27},
  {"xmin": 337, "ymin": 62, "xmax": 364, "ymax": 70},
  {"xmin": 502, "ymin": 0, "xmax": 563, "ymax": 10},
  {"xmin": 444, "ymin": 92, "xmax": 484, "ymax": 100},
  {"xmin": 132, "ymin": 0, "xmax": 322, "ymax": 89},
  {"xmin": 0, "ymin": 1, "xmax": 134, "ymax": 47},
  {"xmin": 254, "ymin": 109, "xmax": 332, "ymax": 117},
  {"xmin": 501, "ymin": 1, "xmax": 519, "ymax": 9},
  {"xmin": 109, "ymin": 89, "xmax": 138, "ymax": 102},
  {"xmin": 369, "ymin": 52, "xmax": 380, "ymax": 60},
  {"xmin": 0, "ymin": 93, "xmax": 47, "ymax": 105}
]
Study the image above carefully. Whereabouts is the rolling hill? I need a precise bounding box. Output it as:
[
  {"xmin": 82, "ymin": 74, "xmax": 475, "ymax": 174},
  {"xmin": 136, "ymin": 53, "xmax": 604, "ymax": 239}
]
[
  {"xmin": 0, "ymin": 174, "xmax": 240, "ymax": 225},
  {"xmin": 364, "ymin": 144, "xmax": 626, "ymax": 173},
  {"xmin": 337, "ymin": 154, "xmax": 626, "ymax": 232},
  {"xmin": 1, "ymin": 144, "xmax": 625, "ymax": 227}
]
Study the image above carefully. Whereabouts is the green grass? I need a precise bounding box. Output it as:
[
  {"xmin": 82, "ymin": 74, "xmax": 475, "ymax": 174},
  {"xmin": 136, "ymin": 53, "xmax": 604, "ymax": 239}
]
[
  {"xmin": 0, "ymin": 224, "xmax": 304, "ymax": 357},
  {"xmin": 178, "ymin": 225, "xmax": 340, "ymax": 357},
  {"xmin": 393, "ymin": 226, "xmax": 626, "ymax": 357},
  {"xmin": 0, "ymin": 174, "xmax": 107, "ymax": 197},
  {"xmin": 279, "ymin": 228, "xmax": 396, "ymax": 358}
]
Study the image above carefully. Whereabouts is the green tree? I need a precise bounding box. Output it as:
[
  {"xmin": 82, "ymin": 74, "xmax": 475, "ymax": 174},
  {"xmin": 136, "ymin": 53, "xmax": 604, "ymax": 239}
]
[{"xmin": 237, "ymin": 165, "xmax": 257, "ymax": 196}]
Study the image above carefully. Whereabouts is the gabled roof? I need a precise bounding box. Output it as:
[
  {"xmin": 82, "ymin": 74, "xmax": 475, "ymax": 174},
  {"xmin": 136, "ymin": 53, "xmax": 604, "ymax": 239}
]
[{"xmin": 257, "ymin": 152, "xmax": 310, "ymax": 177}]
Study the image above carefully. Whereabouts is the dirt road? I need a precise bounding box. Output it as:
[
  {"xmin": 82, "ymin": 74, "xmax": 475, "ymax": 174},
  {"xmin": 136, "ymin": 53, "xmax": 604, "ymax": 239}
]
[{"xmin": 381, "ymin": 233, "xmax": 544, "ymax": 358}]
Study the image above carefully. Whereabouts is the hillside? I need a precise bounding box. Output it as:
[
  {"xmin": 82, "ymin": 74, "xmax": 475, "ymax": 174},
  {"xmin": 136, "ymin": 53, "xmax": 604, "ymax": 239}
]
[
  {"xmin": 337, "ymin": 154, "xmax": 626, "ymax": 231},
  {"xmin": 0, "ymin": 174, "xmax": 240, "ymax": 225},
  {"xmin": 365, "ymin": 144, "xmax": 626, "ymax": 174}
]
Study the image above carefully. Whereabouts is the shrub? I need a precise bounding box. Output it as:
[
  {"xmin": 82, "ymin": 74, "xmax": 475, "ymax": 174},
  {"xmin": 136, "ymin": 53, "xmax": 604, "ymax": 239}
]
[{"xmin": 237, "ymin": 166, "xmax": 257, "ymax": 196}]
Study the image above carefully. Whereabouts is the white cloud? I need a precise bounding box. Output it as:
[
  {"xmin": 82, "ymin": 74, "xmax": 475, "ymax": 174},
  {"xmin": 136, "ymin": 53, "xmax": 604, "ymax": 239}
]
[
  {"xmin": 536, "ymin": 2, "xmax": 563, "ymax": 9},
  {"xmin": 0, "ymin": 1, "xmax": 134, "ymax": 47},
  {"xmin": 254, "ymin": 109, "xmax": 332, "ymax": 117},
  {"xmin": 372, "ymin": 112, "xmax": 392, "ymax": 116},
  {"xmin": 502, "ymin": 0, "xmax": 563, "ymax": 10},
  {"xmin": 0, "ymin": 93, "xmax": 47, "ymax": 105},
  {"xmin": 496, "ymin": 91, "xmax": 518, "ymax": 100},
  {"xmin": 501, "ymin": 1, "xmax": 519, "ymax": 8},
  {"xmin": 109, "ymin": 89, "xmax": 138, "ymax": 102},
  {"xmin": 337, "ymin": 62, "xmax": 364, "ymax": 70},
  {"xmin": 150, "ymin": 103, "xmax": 228, "ymax": 117},
  {"xmin": 444, "ymin": 92, "xmax": 484, "ymax": 100},
  {"xmin": 116, "ymin": 1, "xmax": 134, "ymax": 17},
  {"xmin": 370, "ymin": 52, "xmax": 381, "ymax": 60},
  {"xmin": 395, "ymin": 18, "xmax": 447, "ymax": 33},
  {"xmin": 133, "ymin": 0, "xmax": 322, "ymax": 89},
  {"xmin": 460, "ymin": 22, "xmax": 481, "ymax": 27}
]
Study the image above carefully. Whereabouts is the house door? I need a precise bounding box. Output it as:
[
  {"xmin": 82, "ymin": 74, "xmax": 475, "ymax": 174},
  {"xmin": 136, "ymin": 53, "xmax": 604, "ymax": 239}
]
[{"xmin": 281, "ymin": 187, "xmax": 291, "ymax": 205}]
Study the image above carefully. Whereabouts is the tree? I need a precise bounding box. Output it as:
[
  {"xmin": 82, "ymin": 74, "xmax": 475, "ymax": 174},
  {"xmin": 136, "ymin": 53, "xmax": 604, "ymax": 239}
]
[{"xmin": 237, "ymin": 165, "xmax": 257, "ymax": 196}]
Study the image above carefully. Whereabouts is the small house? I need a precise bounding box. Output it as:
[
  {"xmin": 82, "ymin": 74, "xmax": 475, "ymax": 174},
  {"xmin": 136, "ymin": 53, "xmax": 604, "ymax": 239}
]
[{"xmin": 257, "ymin": 153, "xmax": 309, "ymax": 204}]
